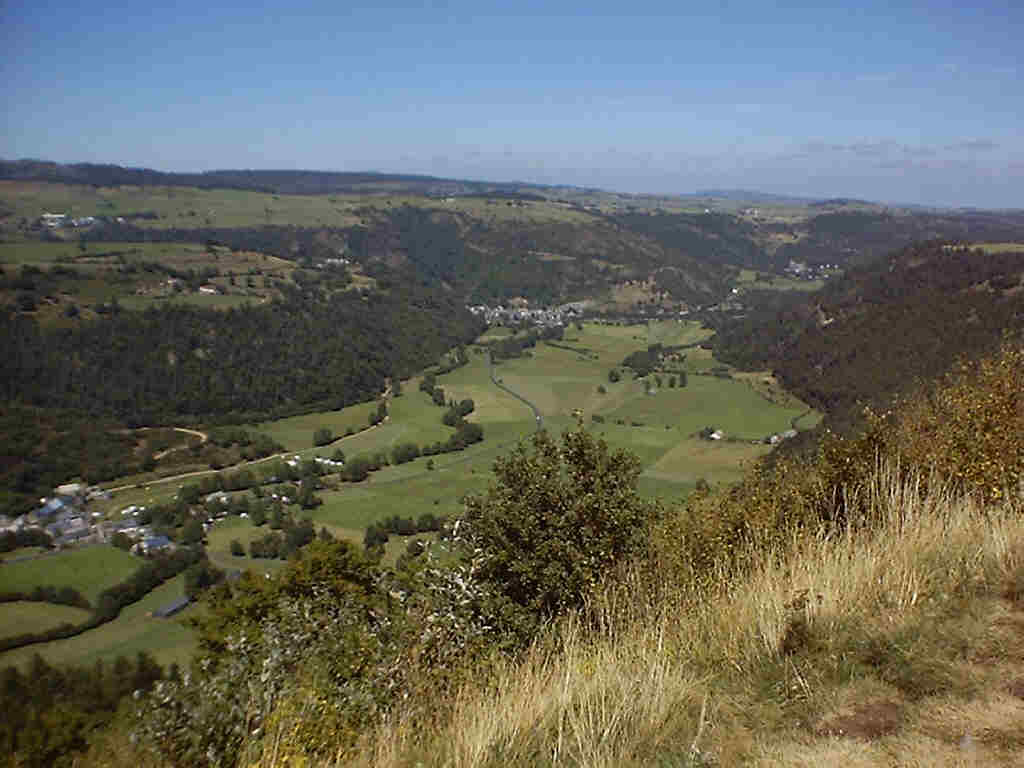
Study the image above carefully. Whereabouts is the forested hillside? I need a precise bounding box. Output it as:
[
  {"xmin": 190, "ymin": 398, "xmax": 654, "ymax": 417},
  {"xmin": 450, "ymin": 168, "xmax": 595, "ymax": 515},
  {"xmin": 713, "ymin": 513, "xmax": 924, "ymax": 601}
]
[
  {"xmin": 709, "ymin": 241, "xmax": 1024, "ymax": 426},
  {"xmin": 0, "ymin": 283, "xmax": 484, "ymax": 425},
  {"xmin": 79, "ymin": 204, "xmax": 736, "ymax": 306},
  {"xmin": 774, "ymin": 208, "xmax": 1024, "ymax": 267}
]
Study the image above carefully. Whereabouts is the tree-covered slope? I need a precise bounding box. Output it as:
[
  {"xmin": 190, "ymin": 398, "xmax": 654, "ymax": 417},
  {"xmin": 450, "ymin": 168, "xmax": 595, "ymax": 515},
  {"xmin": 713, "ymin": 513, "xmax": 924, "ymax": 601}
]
[
  {"xmin": 709, "ymin": 240, "xmax": 1024, "ymax": 425},
  {"xmin": 0, "ymin": 282, "xmax": 485, "ymax": 426}
]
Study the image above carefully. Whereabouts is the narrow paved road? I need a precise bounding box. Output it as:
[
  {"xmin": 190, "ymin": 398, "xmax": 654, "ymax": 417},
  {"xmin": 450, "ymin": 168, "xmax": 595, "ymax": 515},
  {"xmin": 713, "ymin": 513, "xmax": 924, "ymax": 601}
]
[{"xmin": 488, "ymin": 351, "xmax": 543, "ymax": 431}]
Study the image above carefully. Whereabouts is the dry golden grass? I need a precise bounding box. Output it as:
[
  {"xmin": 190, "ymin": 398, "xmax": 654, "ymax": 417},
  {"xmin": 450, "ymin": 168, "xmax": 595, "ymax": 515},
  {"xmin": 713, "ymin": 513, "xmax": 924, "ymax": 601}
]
[{"xmin": 304, "ymin": 464, "xmax": 1024, "ymax": 768}]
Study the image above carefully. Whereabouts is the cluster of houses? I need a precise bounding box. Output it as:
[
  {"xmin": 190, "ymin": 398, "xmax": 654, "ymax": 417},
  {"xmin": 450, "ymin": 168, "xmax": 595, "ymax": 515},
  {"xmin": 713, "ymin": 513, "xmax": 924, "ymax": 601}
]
[
  {"xmin": 0, "ymin": 483, "xmax": 172, "ymax": 555},
  {"xmin": 698, "ymin": 428, "xmax": 800, "ymax": 445},
  {"xmin": 0, "ymin": 484, "xmax": 95, "ymax": 547},
  {"xmin": 766, "ymin": 429, "xmax": 799, "ymax": 445},
  {"xmin": 467, "ymin": 301, "xmax": 583, "ymax": 328},
  {"xmin": 785, "ymin": 260, "xmax": 837, "ymax": 280},
  {"xmin": 39, "ymin": 212, "xmax": 96, "ymax": 228}
]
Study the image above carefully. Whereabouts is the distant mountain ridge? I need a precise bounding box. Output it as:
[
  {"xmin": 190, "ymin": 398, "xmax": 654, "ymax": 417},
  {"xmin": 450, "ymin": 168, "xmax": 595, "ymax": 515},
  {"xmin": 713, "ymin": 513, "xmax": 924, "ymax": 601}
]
[{"xmin": 0, "ymin": 159, "xmax": 556, "ymax": 198}]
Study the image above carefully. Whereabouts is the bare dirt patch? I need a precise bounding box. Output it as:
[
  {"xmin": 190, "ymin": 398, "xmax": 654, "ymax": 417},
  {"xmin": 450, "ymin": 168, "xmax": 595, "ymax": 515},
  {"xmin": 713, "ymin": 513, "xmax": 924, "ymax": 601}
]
[
  {"xmin": 1007, "ymin": 679, "xmax": 1024, "ymax": 700},
  {"xmin": 816, "ymin": 698, "xmax": 905, "ymax": 740}
]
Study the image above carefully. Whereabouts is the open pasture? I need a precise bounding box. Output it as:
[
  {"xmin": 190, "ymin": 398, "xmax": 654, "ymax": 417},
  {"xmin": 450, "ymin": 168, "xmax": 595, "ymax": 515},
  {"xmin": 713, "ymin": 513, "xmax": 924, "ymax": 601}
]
[
  {"xmin": 0, "ymin": 181, "xmax": 599, "ymax": 232},
  {"xmin": 204, "ymin": 516, "xmax": 288, "ymax": 576},
  {"xmin": 644, "ymin": 319, "xmax": 715, "ymax": 346},
  {"xmin": 0, "ymin": 574, "xmax": 199, "ymax": 671},
  {"xmin": 311, "ymin": 452, "xmax": 497, "ymax": 532},
  {"xmin": 0, "ymin": 602, "xmax": 91, "ymax": 639},
  {"xmin": 602, "ymin": 375, "xmax": 808, "ymax": 440},
  {"xmin": 0, "ymin": 181, "xmax": 362, "ymax": 230},
  {"xmin": 248, "ymin": 400, "xmax": 381, "ymax": 452},
  {"xmin": 0, "ymin": 546, "xmax": 138, "ymax": 605},
  {"xmin": 645, "ymin": 438, "xmax": 772, "ymax": 486},
  {"xmin": 0, "ymin": 240, "xmax": 293, "ymax": 275}
]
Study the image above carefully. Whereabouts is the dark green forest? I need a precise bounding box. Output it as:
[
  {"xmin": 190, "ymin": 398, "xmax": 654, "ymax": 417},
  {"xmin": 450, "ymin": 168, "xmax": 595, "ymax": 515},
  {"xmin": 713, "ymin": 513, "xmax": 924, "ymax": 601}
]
[
  {"xmin": 708, "ymin": 241, "xmax": 1024, "ymax": 428},
  {"xmin": 1, "ymin": 283, "xmax": 484, "ymax": 425}
]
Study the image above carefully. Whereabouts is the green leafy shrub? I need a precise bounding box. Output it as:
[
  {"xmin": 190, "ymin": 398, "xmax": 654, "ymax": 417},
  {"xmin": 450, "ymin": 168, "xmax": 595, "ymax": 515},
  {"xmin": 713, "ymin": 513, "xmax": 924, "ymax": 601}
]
[{"xmin": 464, "ymin": 422, "xmax": 660, "ymax": 631}]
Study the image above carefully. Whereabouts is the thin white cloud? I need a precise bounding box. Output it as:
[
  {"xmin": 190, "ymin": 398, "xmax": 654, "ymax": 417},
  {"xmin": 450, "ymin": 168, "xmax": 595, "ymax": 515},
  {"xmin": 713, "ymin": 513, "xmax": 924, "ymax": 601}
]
[{"xmin": 944, "ymin": 139, "xmax": 999, "ymax": 152}]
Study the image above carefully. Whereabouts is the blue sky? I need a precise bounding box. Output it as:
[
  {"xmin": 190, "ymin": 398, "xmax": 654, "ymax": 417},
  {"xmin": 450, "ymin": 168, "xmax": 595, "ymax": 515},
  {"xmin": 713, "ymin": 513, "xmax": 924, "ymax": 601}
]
[{"xmin": 3, "ymin": 0, "xmax": 1021, "ymax": 206}]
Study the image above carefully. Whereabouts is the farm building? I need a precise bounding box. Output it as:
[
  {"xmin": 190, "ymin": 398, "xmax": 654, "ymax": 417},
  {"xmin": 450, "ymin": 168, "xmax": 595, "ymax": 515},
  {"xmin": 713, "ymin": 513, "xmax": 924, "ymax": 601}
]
[
  {"xmin": 154, "ymin": 596, "xmax": 190, "ymax": 618},
  {"xmin": 139, "ymin": 535, "xmax": 173, "ymax": 554},
  {"xmin": 32, "ymin": 495, "xmax": 76, "ymax": 523}
]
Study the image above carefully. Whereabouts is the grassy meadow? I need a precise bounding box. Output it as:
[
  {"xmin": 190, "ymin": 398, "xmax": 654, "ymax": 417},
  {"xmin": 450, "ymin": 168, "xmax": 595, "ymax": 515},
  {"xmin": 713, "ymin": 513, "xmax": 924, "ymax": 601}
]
[
  {"xmin": 0, "ymin": 546, "xmax": 138, "ymax": 605},
  {"xmin": 248, "ymin": 400, "xmax": 382, "ymax": 452},
  {"xmin": 0, "ymin": 602, "xmax": 91, "ymax": 639}
]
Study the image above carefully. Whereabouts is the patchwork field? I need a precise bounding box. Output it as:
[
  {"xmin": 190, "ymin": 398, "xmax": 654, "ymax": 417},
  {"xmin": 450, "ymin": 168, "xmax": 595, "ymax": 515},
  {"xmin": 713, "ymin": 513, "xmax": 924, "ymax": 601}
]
[
  {"xmin": 0, "ymin": 574, "xmax": 199, "ymax": 671},
  {"xmin": 305, "ymin": 320, "xmax": 819, "ymax": 530},
  {"xmin": 0, "ymin": 240, "xmax": 297, "ymax": 326},
  {"xmin": 3, "ymin": 320, "xmax": 819, "ymax": 672},
  {"xmin": 0, "ymin": 180, "xmax": 596, "ymax": 232}
]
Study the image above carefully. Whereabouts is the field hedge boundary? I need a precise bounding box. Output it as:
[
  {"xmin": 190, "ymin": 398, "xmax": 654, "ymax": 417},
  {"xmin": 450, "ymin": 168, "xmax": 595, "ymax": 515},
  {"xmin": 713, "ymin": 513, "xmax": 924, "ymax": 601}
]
[{"xmin": 0, "ymin": 547, "xmax": 203, "ymax": 653}]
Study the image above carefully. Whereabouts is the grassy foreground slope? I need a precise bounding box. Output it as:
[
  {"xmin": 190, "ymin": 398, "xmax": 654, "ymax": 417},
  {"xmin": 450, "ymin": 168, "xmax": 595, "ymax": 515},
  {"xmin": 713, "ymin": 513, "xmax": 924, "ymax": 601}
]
[{"xmin": 356, "ymin": 469, "xmax": 1024, "ymax": 768}]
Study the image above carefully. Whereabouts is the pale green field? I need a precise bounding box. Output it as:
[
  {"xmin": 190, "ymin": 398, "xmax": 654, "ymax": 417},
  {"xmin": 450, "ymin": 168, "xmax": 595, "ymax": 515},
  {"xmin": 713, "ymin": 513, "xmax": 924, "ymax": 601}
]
[
  {"xmin": 307, "ymin": 321, "xmax": 818, "ymax": 531},
  {"xmin": 0, "ymin": 181, "xmax": 361, "ymax": 230},
  {"xmin": 0, "ymin": 575, "xmax": 200, "ymax": 671},
  {"xmin": 794, "ymin": 409, "xmax": 824, "ymax": 429},
  {"xmin": 736, "ymin": 269, "xmax": 826, "ymax": 292},
  {"xmin": 249, "ymin": 400, "xmax": 381, "ymax": 452},
  {"xmin": 603, "ymin": 376, "xmax": 807, "ymax": 440},
  {"xmin": 0, "ymin": 241, "xmax": 295, "ymax": 277},
  {"xmin": 644, "ymin": 319, "xmax": 716, "ymax": 346},
  {"xmin": 0, "ymin": 601, "xmax": 91, "ymax": 639},
  {"xmin": 974, "ymin": 242, "xmax": 1024, "ymax": 253},
  {"xmin": 0, "ymin": 181, "xmax": 598, "ymax": 231},
  {"xmin": 204, "ymin": 515, "xmax": 362, "ymax": 574},
  {"xmin": 645, "ymin": 439, "xmax": 772, "ymax": 486},
  {"xmin": 476, "ymin": 327, "xmax": 515, "ymax": 342},
  {"xmin": 204, "ymin": 516, "xmax": 287, "ymax": 575},
  {"xmin": 0, "ymin": 546, "xmax": 139, "ymax": 605}
]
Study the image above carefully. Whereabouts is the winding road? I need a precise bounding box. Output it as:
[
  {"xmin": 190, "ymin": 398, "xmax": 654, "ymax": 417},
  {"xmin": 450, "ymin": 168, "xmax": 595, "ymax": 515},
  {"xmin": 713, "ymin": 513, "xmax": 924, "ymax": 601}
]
[{"xmin": 487, "ymin": 351, "xmax": 544, "ymax": 431}]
